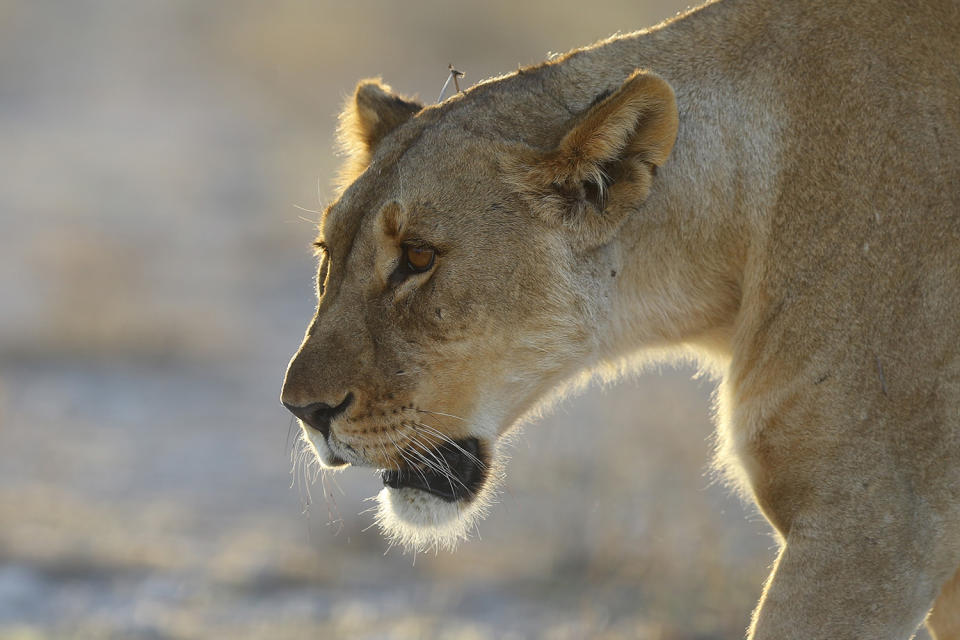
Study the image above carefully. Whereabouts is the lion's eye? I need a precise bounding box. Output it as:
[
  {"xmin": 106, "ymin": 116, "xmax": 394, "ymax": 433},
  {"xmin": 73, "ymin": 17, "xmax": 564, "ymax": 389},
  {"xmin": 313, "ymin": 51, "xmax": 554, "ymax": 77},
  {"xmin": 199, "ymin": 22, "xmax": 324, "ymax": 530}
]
[{"xmin": 405, "ymin": 245, "xmax": 436, "ymax": 272}]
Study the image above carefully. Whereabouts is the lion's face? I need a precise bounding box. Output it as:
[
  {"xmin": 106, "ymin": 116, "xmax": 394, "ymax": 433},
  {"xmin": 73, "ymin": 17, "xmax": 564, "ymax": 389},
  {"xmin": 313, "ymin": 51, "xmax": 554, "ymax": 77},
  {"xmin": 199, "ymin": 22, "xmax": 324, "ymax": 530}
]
[
  {"xmin": 281, "ymin": 72, "xmax": 676, "ymax": 549},
  {"xmin": 282, "ymin": 134, "xmax": 590, "ymax": 549}
]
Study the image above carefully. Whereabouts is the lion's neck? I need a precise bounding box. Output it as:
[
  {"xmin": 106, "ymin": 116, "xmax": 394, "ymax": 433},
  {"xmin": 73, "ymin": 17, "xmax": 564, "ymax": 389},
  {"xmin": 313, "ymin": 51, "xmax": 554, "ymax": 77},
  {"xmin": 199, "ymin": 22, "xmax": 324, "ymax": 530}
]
[
  {"xmin": 532, "ymin": 0, "xmax": 778, "ymax": 370},
  {"xmin": 445, "ymin": 0, "xmax": 778, "ymax": 370}
]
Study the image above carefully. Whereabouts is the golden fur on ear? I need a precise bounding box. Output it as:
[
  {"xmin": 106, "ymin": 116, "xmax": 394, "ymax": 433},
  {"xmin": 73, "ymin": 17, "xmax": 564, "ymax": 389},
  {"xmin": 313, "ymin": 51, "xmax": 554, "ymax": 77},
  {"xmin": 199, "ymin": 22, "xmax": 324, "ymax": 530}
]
[
  {"xmin": 505, "ymin": 70, "xmax": 678, "ymax": 251},
  {"xmin": 336, "ymin": 79, "xmax": 422, "ymax": 188},
  {"xmin": 552, "ymin": 70, "xmax": 678, "ymax": 182}
]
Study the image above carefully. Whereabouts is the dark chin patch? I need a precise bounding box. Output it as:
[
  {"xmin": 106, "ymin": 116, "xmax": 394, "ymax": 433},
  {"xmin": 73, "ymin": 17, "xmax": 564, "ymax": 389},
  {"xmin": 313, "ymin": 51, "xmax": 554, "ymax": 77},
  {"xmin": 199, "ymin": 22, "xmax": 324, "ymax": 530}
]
[{"xmin": 380, "ymin": 437, "xmax": 487, "ymax": 502}]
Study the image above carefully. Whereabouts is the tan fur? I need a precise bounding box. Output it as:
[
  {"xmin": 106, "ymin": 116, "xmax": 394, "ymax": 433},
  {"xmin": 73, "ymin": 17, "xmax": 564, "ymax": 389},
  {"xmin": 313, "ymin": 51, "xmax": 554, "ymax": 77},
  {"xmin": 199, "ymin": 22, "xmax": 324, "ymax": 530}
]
[
  {"xmin": 281, "ymin": 0, "xmax": 960, "ymax": 637},
  {"xmin": 931, "ymin": 567, "xmax": 960, "ymax": 640}
]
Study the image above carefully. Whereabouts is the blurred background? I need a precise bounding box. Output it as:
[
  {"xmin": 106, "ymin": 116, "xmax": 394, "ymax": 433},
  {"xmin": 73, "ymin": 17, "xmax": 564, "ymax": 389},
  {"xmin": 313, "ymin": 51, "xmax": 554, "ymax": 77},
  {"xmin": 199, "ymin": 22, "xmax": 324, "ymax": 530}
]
[{"xmin": 0, "ymin": 2, "xmax": 787, "ymax": 638}]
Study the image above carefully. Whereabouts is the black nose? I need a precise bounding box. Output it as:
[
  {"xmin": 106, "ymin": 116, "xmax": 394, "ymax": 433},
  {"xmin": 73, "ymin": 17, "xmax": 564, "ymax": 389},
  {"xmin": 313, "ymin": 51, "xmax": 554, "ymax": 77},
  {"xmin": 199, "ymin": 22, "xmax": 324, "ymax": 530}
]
[{"xmin": 282, "ymin": 393, "xmax": 353, "ymax": 439}]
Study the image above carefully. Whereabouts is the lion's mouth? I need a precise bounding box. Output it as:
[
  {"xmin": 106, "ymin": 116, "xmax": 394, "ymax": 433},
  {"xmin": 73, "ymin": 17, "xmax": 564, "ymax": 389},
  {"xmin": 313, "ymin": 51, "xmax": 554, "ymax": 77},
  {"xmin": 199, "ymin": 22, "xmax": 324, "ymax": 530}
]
[{"xmin": 380, "ymin": 437, "xmax": 487, "ymax": 502}]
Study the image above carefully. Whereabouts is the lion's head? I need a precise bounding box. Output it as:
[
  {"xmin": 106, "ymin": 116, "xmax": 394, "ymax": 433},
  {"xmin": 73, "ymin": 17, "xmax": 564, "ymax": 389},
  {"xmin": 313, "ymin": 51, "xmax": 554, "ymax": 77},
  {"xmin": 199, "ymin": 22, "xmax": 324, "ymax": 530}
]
[{"xmin": 281, "ymin": 69, "xmax": 677, "ymax": 550}]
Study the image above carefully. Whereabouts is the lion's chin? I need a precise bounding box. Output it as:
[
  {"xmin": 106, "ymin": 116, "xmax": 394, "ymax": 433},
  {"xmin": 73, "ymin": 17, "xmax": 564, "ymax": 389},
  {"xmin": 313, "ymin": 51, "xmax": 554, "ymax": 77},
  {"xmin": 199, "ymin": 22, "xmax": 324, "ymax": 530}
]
[{"xmin": 373, "ymin": 483, "xmax": 495, "ymax": 552}]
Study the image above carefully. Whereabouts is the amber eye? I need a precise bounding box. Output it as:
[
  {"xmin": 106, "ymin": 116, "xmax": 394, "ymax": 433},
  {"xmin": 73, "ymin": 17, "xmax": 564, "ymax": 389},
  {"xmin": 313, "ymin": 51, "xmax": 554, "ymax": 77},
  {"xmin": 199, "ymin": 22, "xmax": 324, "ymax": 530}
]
[{"xmin": 405, "ymin": 245, "xmax": 436, "ymax": 272}]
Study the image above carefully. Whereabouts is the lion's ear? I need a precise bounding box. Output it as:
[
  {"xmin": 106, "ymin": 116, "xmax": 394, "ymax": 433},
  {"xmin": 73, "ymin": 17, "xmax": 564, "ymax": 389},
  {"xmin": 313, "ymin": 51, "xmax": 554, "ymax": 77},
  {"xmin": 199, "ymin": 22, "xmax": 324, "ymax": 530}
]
[
  {"xmin": 506, "ymin": 70, "xmax": 678, "ymax": 251},
  {"xmin": 337, "ymin": 79, "xmax": 422, "ymax": 186}
]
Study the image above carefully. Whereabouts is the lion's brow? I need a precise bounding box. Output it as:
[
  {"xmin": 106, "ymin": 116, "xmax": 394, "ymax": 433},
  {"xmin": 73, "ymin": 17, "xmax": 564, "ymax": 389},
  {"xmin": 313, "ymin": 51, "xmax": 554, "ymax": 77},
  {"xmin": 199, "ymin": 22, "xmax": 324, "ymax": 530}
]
[{"xmin": 321, "ymin": 196, "xmax": 369, "ymax": 247}]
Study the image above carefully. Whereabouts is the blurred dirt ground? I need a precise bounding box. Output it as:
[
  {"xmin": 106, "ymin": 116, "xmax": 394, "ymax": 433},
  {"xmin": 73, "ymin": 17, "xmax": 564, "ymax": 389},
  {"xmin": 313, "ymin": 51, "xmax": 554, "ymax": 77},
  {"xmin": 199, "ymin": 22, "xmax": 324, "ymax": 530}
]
[{"xmin": 0, "ymin": 2, "xmax": 790, "ymax": 638}]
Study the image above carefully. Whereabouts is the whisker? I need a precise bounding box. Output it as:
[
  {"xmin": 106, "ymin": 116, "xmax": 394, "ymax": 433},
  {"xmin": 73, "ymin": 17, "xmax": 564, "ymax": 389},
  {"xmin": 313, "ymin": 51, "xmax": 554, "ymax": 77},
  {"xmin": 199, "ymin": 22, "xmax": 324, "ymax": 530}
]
[
  {"xmin": 407, "ymin": 427, "xmax": 475, "ymax": 486},
  {"xmin": 329, "ymin": 471, "xmax": 346, "ymax": 497},
  {"xmin": 292, "ymin": 433, "xmax": 311, "ymax": 507},
  {"xmin": 301, "ymin": 444, "xmax": 314, "ymax": 511},
  {"xmin": 289, "ymin": 441, "xmax": 300, "ymax": 490},
  {"xmin": 401, "ymin": 444, "xmax": 445, "ymax": 487},
  {"xmin": 412, "ymin": 422, "xmax": 486, "ymax": 468},
  {"xmin": 398, "ymin": 428, "xmax": 467, "ymax": 499},
  {"xmin": 285, "ymin": 416, "xmax": 297, "ymax": 454},
  {"xmin": 292, "ymin": 203, "xmax": 324, "ymax": 217},
  {"xmin": 415, "ymin": 408, "xmax": 466, "ymax": 422},
  {"xmin": 406, "ymin": 441, "xmax": 457, "ymax": 486},
  {"xmin": 375, "ymin": 435, "xmax": 400, "ymax": 473},
  {"xmin": 319, "ymin": 469, "xmax": 344, "ymax": 534},
  {"xmin": 410, "ymin": 446, "xmax": 462, "ymax": 498},
  {"xmin": 387, "ymin": 430, "xmax": 432, "ymax": 487},
  {"xmin": 404, "ymin": 429, "xmax": 469, "ymax": 495}
]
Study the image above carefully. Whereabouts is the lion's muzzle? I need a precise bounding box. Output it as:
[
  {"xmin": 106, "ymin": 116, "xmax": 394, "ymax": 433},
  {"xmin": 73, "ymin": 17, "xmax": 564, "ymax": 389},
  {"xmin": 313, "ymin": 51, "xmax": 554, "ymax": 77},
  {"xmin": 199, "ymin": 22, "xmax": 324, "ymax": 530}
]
[
  {"xmin": 281, "ymin": 392, "xmax": 354, "ymax": 466},
  {"xmin": 282, "ymin": 392, "xmax": 352, "ymax": 436}
]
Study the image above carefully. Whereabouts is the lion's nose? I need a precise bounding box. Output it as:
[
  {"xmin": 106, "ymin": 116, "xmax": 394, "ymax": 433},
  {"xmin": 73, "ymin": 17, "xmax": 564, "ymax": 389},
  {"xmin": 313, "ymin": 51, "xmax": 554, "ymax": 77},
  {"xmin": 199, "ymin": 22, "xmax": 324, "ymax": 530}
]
[{"xmin": 282, "ymin": 392, "xmax": 353, "ymax": 439}]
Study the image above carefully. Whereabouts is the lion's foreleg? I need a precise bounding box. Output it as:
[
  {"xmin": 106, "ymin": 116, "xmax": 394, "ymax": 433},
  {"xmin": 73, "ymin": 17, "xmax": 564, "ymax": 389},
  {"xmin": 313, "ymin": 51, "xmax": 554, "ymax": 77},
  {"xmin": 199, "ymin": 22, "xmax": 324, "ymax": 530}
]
[
  {"xmin": 747, "ymin": 526, "xmax": 937, "ymax": 640},
  {"xmin": 740, "ymin": 410, "xmax": 949, "ymax": 639},
  {"xmin": 928, "ymin": 566, "xmax": 960, "ymax": 640}
]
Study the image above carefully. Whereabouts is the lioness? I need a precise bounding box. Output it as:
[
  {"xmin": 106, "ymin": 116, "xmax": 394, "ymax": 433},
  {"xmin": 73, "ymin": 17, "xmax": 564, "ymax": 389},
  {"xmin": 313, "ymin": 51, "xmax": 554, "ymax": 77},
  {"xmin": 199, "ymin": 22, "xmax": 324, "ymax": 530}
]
[{"xmin": 280, "ymin": 0, "xmax": 960, "ymax": 636}]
